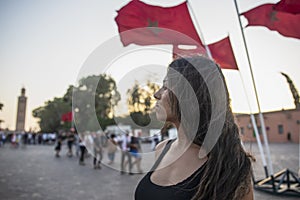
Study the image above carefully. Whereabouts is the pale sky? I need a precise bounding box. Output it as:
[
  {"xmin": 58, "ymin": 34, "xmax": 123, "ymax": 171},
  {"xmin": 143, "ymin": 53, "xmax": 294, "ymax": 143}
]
[{"xmin": 0, "ymin": 0, "xmax": 299, "ymax": 132}]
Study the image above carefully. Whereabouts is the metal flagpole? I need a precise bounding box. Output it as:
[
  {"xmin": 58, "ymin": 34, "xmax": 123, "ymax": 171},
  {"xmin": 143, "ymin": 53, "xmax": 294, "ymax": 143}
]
[
  {"xmin": 238, "ymin": 71, "xmax": 269, "ymax": 177},
  {"xmin": 186, "ymin": 0, "xmax": 212, "ymax": 58},
  {"xmin": 233, "ymin": 0, "xmax": 274, "ymax": 180}
]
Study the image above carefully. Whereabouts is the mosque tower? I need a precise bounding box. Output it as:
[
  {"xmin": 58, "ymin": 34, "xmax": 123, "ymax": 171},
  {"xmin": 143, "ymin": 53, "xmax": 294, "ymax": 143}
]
[{"xmin": 15, "ymin": 87, "xmax": 27, "ymax": 132}]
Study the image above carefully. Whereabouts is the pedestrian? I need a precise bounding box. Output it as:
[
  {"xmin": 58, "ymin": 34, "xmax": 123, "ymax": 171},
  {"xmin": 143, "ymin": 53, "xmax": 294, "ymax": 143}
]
[
  {"xmin": 54, "ymin": 133, "xmax": 62, "ymax": 158},
  {"xmin": 151, "ymin": 134, "xmax": 160, "ymax": 151},
  {"xmin": 38, "ymin": 133, "xmax": 42, "ymax": 145},
  {"xmin": 127, "ymin": 136, "xmax": 143, "ymax": 173},
  {"xmin": 107, "ymin": 133, "xmax": 118, "ymax": 165},
  {"xmin": 0, "ymin": 131, "xmax": 3, "ymax": 147},
  {"xmin": 92, "ymin": 132, "xmax": 103, "ymax": 169},
  {"xmin": 32, "ymin": 133, "xmax": 36, "ymax": 145},
  {"xmin": 28, "ymin": 133, "xmax": 32, "ymax": 145},
  {"xmin": 135, "ymin": 56, "xmax": 254, "ymax": 200},
  {"xmin": 11, "ymin": 133, "xmax": 17, "ymax": 148},
  {"xmin": 66, "ymin": 131, "xmax": 75, "ymax": 157},
  {"xmin": 78, "ymin": 133, "xmax": 86, "ymax": 166},
  {"xmin": 120, "ymin": 131, "xmax": 133, "ymax": 175},
  {"xmin": 42, "ymin": 133, "xmax": 47, "ymax": 144},
  {"xmin": 16, "ymin": 133, "xmax": 21, "ymax": 147},
  {"xmin": 22, "ymin": 132, "xmax": 28, "ymax": 147},
  {"xmin": 1, "ymin": 132, "xmax": 6, "ymax": 147}
]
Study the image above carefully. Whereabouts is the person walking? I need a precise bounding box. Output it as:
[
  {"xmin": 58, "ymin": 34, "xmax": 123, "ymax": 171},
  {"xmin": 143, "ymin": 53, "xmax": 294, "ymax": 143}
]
[
  {"xmin": 127, "ymin": 136, "xmax": 143, "ymax": 174},
  {"xmin": 54, "ymin": 133, "xmax": 62, "ymax": 158},
  {"xmin": 120, "ymin": 131, "xmax": 132, "ymax": 175},
  {"xmin": 66, "ymin": 131, "xmax": 75, "ymax": 157},
  {"xmin": 107, "ymin": 133, "xmax": 118, "ymax": 165},
  {"xmin": 78, "ymin": 133, "xmax": 86, "ymax": 166},
  {"xmin": 92, "ymin": 132, "xmax": 103, "ymax": 169}
]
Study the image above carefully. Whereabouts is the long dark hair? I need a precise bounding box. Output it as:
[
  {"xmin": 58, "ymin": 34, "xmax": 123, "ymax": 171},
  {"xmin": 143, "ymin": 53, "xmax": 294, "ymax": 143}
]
[{"xmin": 167, "ymin": 56, "xmax": 252, "ymax": 200}]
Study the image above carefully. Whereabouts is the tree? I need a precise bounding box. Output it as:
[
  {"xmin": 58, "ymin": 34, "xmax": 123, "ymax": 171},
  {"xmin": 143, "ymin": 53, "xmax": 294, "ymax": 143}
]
[
  {"xmin": 32, "ymin": 97, "xmax": 71, "ymax": 133},
  {"xmin": 127, "ymin": 81, "xmax": 160, "ymax": 114},
  {"xmin": 33, "ymin": 74, "xmax": 121, "ymax": 132},
  {"xmin": 127, "ymin": 81, "xmax": 160, "ymax": 126},
  {"xmin": 73, "ymin": 74, "xmax": 120, "ymax": 131}
]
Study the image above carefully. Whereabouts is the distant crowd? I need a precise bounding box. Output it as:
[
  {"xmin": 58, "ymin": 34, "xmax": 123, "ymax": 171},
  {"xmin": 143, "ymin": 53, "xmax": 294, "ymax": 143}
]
[
  {"xmin": 0, "ymin": 130, "xmax": 162, "ymax": 174},
  {"xmin": 54, "ymin": 130, "xmax": 161, "ymax": 173},
  {"xmin": 0, "ymin": 131, "xmax": 57, "ymax": 147}
]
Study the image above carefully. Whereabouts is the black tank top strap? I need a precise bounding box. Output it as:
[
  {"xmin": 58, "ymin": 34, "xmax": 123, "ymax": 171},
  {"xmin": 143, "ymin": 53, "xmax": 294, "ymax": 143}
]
[{"xmin": 150, "ymin": 139, "xmax": 175, "ymax": 172}]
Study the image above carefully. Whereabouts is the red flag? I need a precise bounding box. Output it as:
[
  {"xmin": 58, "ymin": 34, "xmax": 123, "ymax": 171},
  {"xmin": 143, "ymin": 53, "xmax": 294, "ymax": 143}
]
[
  {"xmin": 61, "ymin": 111, "xmax": 73, "ymax": 122},
  {"xmin": 274, "ymin": 0, "xmax": 300, "ymax": 14},
  {"xmin": 242, "ymin": 4, "xmax": 300, "ymax": 39},
  {"xmin": 208, "ymin": 37, "xmax": 238, "ymax": 70},
  {"xmin": 115, "ymin": 0, "xmax": 203, "ymax": 47},
  {"xmin": 172, "ymin": 37, "xmax": 238, "ymax": 70}
]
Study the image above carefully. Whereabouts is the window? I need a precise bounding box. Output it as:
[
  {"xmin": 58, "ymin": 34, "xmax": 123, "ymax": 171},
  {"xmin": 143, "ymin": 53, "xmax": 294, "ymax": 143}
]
[
  {"xmin": 278, "ymin": 124, "xmax": 284, "ymax": 134},
  {"xmin": 240, "ymin": 127, "xmax": 244, "ymax": 135}
]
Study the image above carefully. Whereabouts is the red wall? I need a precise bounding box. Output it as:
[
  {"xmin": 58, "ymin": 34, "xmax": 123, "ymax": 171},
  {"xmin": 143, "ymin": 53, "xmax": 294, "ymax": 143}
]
[{"xmin": 235, "ymin": 109, "xmax": 300, "ymax": 143}]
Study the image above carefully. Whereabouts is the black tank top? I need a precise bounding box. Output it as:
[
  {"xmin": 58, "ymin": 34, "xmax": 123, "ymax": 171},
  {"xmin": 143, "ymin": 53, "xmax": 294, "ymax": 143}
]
[{"xmin": 135, "ymin": 140, "xmax": 206, "ymax": 200}]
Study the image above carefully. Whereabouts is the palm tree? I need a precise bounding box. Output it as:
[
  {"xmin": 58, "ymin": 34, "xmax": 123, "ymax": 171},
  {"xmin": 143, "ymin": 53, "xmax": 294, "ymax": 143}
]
[{"xmin": 281, "ymin": 72, "xmax": 300, "ymax": 109}]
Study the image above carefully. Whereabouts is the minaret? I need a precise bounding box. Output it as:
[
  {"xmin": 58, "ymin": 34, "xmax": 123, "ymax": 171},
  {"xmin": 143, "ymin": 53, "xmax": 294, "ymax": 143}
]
[{"xmin": 16, "ymin": 87, "xmax": 27, "ymax": 132}]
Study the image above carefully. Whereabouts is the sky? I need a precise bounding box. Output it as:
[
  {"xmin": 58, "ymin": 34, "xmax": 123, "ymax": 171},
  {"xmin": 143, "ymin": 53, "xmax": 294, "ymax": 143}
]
[{"xmin": 0, "ymin": 0, "xmax": 299, "ymax": 132}]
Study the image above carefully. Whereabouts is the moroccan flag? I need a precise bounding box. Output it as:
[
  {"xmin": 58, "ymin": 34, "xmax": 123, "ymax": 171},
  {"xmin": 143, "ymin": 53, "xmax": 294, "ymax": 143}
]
[
  {"xmin": 208, "ymin": 37, "xmax": 238, "ymax": 70},
  {"xmin": 61, "ymin": 111, "xmax": 73, "ymax": 122},
  {"xmin": 274, "ymin": 0, "xmax": 300, "ymax": 14},
  {"xmin": 241, "ymin": 4, "xmax": 300, "ymax": 39},
  {"xmin": 172, "ymin": 37, "xmax": 238, "ymax": 70},
  {"xmin": 115, "ymin": 0, "xmax": 203, "ymax": 47}
]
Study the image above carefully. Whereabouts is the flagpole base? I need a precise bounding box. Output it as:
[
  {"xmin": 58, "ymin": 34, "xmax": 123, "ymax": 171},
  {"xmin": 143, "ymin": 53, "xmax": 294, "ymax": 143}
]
[{"xmin": 254, "ymin": 168, "xmax": 300, "ymax": 197}]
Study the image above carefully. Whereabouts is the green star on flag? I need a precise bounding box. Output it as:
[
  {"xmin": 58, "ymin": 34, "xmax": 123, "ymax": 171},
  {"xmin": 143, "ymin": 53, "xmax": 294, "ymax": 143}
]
[
  {"xmin": 147, "ymin": 19, "xmax": 162, "ymax": 35},
  {"xmin": 270, "ymin": 10, "xmax": 279, "ymax": 23}
]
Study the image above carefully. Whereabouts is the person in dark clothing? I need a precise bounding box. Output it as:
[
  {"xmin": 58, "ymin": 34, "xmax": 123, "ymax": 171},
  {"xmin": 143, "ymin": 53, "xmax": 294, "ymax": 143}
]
[
  {"xmin": 66, "ymin": 132, "xmax": 75, "ymax": 157},
  {"xmin": 54, "ymin": 133, "xmax": 62, "ymax": 158},
  {"xmin": 78, "ymin": 133, "xmax": 86, "ymax": 165}
]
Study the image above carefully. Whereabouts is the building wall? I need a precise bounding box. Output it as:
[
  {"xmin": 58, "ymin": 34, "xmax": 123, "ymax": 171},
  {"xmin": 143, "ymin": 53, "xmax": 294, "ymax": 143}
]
[{"xmin": 235, "ymin": 109, "xmax": 300, "ymax": 143}]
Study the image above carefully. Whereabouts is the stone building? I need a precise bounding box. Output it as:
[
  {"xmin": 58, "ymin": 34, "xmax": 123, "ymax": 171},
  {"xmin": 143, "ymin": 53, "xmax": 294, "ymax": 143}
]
[
  {"xmin": 235, "ymin": 109, "xmax": 300, "ymax": 143},
  {"xmin": 15, "ymin": 88, "xmax": 27, "ymax": 132}
]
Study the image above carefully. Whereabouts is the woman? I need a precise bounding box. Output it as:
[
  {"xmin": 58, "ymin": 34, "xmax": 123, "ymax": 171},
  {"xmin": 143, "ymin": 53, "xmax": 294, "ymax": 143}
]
[
  {"xmin": 127, "ymin": 136, "xmax": 143, "ymax": 173},
  {"xmin": 135, "ymin": 56, "xmax": 253, "ymax": 200}
]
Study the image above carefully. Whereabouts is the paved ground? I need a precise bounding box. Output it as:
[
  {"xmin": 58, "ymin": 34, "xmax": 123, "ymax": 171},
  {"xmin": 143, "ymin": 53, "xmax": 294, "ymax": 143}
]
[
  {"xmin": 0, "ymin": 142, "xmax": 299, "ymax": 200},
  {"xmin": 243, "ymin": 142, "xmax": 299, "ymax": 200}
]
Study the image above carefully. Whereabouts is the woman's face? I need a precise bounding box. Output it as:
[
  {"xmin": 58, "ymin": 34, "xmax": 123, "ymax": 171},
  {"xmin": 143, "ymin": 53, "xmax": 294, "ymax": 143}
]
[{"xmin": 154, "ymin": 78, "xmax": 177, "ymax": 123}]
